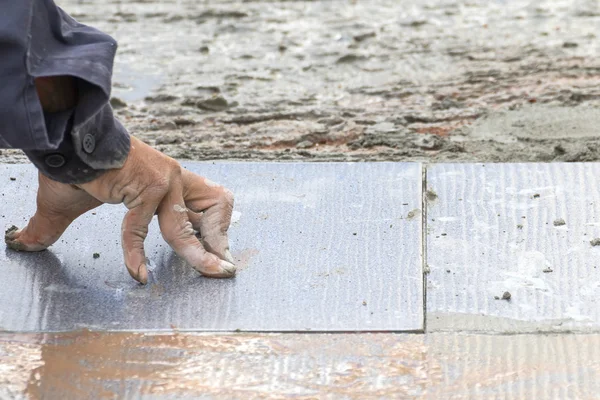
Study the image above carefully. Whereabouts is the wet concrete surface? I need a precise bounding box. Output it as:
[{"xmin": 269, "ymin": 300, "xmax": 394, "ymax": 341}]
[
  {"xmin": 1, "ymin": 0, "xmax": 600, "ymax": 164},
  {"xmin": 2, "ymin": 331, "xmax": 599, "ymax": 399}
]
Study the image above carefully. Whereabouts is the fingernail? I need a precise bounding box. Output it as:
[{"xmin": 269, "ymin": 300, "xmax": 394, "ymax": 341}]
[
  {"xmin": 224, "ymin": 249, "xmax": 235, "ymax": 264},
  {"xmin": 221, "ymin": 260, "xmax": 237, "ymax": 277},
  {"xmin": 138, "ymin": 264, "xmax": 148, "ymax": 285},
  {"xmin": 5, "ymin": 239, "xmax": 26, "ymax": 252},
  {"xmin": 4, "ymin": 226, "xmax": 25, "ymax": 251}
]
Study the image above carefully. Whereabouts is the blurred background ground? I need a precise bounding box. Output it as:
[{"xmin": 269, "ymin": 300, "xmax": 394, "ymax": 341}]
[{"xmin": 3, "ymin": 0, "xmax": 600, "ymax": 163}]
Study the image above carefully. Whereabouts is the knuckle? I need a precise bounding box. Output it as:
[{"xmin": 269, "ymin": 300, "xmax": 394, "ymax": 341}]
[
  {"xmin": 221, "ymin": 187, "xmax": 235, "ymax": 205},
  {"xmin": 202, "ymin": 234, "xmax": 226, "ymax": 252},
  {"xmin": 122, "ymin": 218, "xmax": 149, "ymax": 240},
  {"xmin": 150, "ymin": 177, "xmax": 170, "ymax": 195},
  {"xmin": 126, "ymin": 176, "xmax": 170, "ymax": 209},
  {"xmin": 162, "ymin": 221, "xmax": 194, "ymax": 245},
  {"xmin": 129, "ymin": 226, "xmax": 149, "ymax": 241},
  {"xmin": 164, "ymin": 159, "xmax": 182, "ymax": 178}
]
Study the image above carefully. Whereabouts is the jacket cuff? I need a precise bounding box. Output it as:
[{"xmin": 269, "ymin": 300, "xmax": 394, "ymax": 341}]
[{"xmin": 24, "ymin": 104, "xmax": 130, "ymax": 184}]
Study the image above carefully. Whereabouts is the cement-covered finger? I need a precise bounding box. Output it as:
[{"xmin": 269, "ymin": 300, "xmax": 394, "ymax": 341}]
[{"xmin": 158, "ymin": 187, "xmax": 236, "ymax": 278}]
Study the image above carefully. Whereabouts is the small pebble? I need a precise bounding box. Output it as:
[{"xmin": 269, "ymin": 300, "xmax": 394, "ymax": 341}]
[
  {"xmin": 591, "ymin": 238, "xmax": 600, "ymax": 247},
  {"xmin": 296, "ymin": 140, "xmax": 314, "ymax": 149},
  {"xmin": 553, "ymin": 218, "xmax": 566, "ymax": 226},
  {"xmin": 502, "ymin": 291, "xmax": 511, "ymax": 300},
  {"xmin": 93, "ymin": 253, "xmax": 100, "ymax": 259}
]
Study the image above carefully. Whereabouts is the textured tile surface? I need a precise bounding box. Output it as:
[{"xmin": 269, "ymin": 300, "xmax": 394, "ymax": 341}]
[
  {"xmin": 0, "ymin": 163, "xmax": 423, "ymax": 332},
  {"xmin": 2, "ymin": 331, "xmax": 599, "ymax": 399},
  {"xmin": 427, "ymin": 163, "xmax": 600, "ymax": 332}
]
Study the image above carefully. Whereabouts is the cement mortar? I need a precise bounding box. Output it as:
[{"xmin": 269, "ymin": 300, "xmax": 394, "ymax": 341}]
[{"xmin": 3, "ymin": 0, "xmax": 599, "ymax": 164}]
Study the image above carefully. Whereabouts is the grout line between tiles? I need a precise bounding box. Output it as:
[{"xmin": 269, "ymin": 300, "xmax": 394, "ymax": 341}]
[{"xmin": 422, "ymin": 163, "xmax": 428, "ymax": 333}]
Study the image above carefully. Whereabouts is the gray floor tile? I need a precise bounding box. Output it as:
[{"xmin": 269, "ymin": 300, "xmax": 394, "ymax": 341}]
[
  {"xmin": 0, "ymin": 162, "xmax": 423, "ymax": 332},
  {"xmin": 427, "ymin": 163, "xmax": 600, "ymax": 332}
]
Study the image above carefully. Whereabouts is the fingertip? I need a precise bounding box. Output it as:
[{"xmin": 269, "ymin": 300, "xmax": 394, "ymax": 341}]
[
  {"xmin": 138, "ymin": 264, "xmax": 148, "ymax": 285},
  {"xmin": 4, "ymin": 226, "xmax": 43, "ymax": 252},
  {"xmin": 192, "ymin": 257, "xmax": 237, "ymax": 278},
  {"xmin": 4, "ymin": 225, "xmax": 20, "ymax": 241},
  {"xmin": 211, "ymin": 260, "xmax": 236, "ymax": 278},
  {"xmin": 221, "ymin": 260, "xmax": 237, "ymax": 277},
  {"xmin": 125, "ymin": 262, "xmax": 149, "ymax": 285},
  {"xmin": 224, "ymin": 249, "xmax": 235, "ymax": 264},
  {"xmin": 5, "ymin": 239, "xmax": 26, "ymax": 252}
]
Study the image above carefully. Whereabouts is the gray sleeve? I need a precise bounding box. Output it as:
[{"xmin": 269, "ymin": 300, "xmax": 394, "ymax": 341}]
[{"xmin": 0, "ymin": 0, "xmax": 130, "ymax": 184}]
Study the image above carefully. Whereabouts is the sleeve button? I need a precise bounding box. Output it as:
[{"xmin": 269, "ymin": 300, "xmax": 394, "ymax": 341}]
[
  {"xmin": 45, "ymin": 154, "xmax": 66, "ymax": 168},
  {"xmin": 83, "ymin": 134, "xmax": 96, "ymax": 154}
]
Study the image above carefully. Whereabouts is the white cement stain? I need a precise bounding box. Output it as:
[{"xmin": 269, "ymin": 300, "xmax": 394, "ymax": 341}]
[{"xmin": 173, "ymin": 205, "xmax": 187, "ymax": 213}]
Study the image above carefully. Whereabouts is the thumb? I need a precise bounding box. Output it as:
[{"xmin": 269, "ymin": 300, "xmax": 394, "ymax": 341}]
[{"xmin": 6, "ymin": 174, "xmax": 100, "ymax": 252}]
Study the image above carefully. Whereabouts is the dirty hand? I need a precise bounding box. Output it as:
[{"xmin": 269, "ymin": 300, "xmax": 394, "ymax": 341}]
[{"xmin": 5, "ymin": 136, "xmax": 236, "ymax": 284}]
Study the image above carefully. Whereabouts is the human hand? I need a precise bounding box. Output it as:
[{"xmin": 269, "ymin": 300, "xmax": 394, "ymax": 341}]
[{"xmin": 5, "ymin": 137, "xmax": 236, "ymax": 284}]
